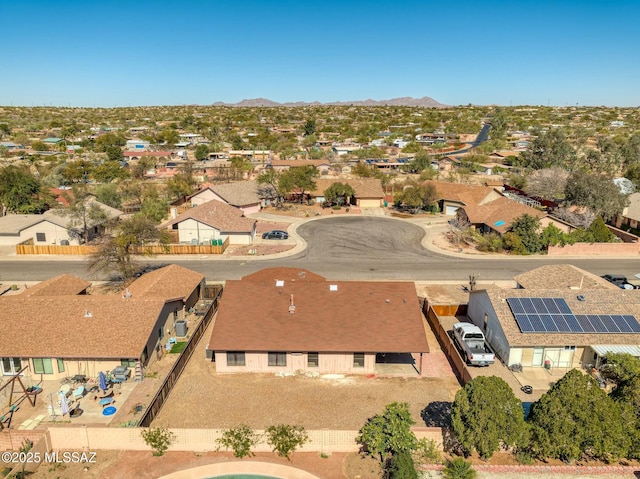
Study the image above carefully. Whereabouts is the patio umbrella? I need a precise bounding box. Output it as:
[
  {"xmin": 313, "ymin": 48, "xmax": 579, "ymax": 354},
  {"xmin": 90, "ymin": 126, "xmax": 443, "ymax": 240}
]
[
  {"xmin": 59, "ymin": 392, "xmax": 70, "ymax": 416},
  {"xmin": 99, "ymin": 371, "xmax": 107, "ymax": 392}
]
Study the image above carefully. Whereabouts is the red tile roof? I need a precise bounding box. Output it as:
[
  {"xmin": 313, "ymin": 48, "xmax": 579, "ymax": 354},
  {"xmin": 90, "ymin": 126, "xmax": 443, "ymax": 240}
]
[{"xmin": 209, "ymin": 268, "xmax": 429, "ymax": 353}]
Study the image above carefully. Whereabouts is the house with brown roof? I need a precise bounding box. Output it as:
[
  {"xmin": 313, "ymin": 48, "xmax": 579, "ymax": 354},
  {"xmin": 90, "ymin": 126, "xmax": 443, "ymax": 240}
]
[
  {"xmin": 165, "ymin": 200, "xmax": 256, "ymax": 245},
  {"xmin": 0, "ymin": 265, "xmax": 204, "ymax": 379},
  {"xmin": 187, "ymin": 180, "xmax": 265, "ymax": 215},
  {"xmin": 207, "ymin": 268, "xmax": 430, "ymax": 375},
  {"xmin": 424, "ymin": 180, "xmax": 503, "ymax": 215},
  {"xmin": 613, "ymin": 192, "xmax": 640, "ymax": 231},
  {"xmin": 456, "ymin": 196, "xmax": 570, "ymax": 236},
  {"xmin": 467, "ymin": 287, "xmax": 640, "ymax": 370},
  {"xmin": 309, "ymin": 178, "xmax": 385, "ymax": 208},
  {"xmin": 514, "ymin": 265, "xmax": 619, "ymax": 291}
]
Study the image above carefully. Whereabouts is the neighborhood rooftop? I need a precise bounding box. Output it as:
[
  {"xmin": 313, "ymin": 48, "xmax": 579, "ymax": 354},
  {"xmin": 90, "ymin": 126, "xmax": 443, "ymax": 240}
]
[{"xmin": 165, "ymin": 200, "xmax": 256, "ymax": 233}]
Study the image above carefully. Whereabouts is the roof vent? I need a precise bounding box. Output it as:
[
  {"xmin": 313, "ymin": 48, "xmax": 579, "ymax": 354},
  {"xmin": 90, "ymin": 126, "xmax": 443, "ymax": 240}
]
[
  {"xmin": 577, "ymin": 295, "xmax": 586, "ymax": 302},
  {"xmin": 329, "ymin": 284, "xmax": 338, "ymax": 291},
  {"xmin": 276, "ymin": 280, "xmax": 284, "ymax": 287},
  {"xmin": 122, "ymin": 288, "xmax": 132, "ymax": 298},
  {"xmin": 84, "ymin": 310, "xmax": 93, "ymax": 318},
  {"xmin": 385, "ymin": 299, "xmax": 391, "ymax": 303},
  {"xmin": 289, "ymin": 294, "xmax": 296, "ymax": 314}
]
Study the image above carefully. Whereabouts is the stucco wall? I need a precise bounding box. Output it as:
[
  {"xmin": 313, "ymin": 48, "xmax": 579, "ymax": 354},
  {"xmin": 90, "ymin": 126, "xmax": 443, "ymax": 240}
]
[
  {"xmin": 176, "ymin": 218, "xmax": 220, "ymax": 244},
  {"xmin": 214, "ymin": 351, "xmax": 376, "ymax": 374},
  {"xmin": 548, "ymin": 243, "xmax": 638, "ymax": 256},
  {"xmin": 22, "ymin": 221, "xmax": 77, "ymax": 246},
  {"xmin": 467, "ymin": 291, "xmax": 511, "ymax": 364}
]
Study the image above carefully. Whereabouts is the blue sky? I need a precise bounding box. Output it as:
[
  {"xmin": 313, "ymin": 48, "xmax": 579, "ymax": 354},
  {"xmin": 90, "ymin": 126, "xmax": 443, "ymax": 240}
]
[{"xmin": 1, "ymin": 0, "xmax": 638, "ymax": 107}]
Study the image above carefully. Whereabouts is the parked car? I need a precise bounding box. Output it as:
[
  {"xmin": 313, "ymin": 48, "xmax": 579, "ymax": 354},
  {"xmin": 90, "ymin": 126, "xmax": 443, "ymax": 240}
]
[
  {"xmin": 452, "ymin": 322, "xmax": 495, "ymax": 366},
  {"xmin": 601, "ymin": 274, "xmax": 639, "ymax": 289},
  {"xmin": 262, "ymin": 230, "xmax": 288, "ymax": 240}
]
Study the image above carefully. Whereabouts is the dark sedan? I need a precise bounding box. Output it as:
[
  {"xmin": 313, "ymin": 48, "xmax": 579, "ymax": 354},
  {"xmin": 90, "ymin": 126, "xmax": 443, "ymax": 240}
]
[{"xmin": 262, "ymin": 230, "xmax": 289, "ymax": 240}]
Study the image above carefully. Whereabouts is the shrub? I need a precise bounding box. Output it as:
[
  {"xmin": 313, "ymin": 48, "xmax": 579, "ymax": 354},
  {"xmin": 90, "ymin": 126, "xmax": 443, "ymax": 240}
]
[
  {"xmin": 442, "ymin": 457, "xmax": 476, "ymax": 479},
  {"xmin": 385, "ymin": 451, "xmax": 417, "ymax": 479},
  {"xmin": 216, "ymin": 425, "xmax": 260, "ymax": 458},
  {"xmin": 265, "ymin": 424, "xmax": 308, "ymax": 460},
  {"xmin": 141, "ymin": 427, "xmax": 175, "ymax": 456},
  {"xmin": 412, "ymin": 437, "xmax": 442, "ymax": 464}
]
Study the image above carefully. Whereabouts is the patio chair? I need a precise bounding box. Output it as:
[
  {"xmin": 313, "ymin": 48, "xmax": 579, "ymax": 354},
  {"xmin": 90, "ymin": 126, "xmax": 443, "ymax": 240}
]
[
  {"xmin": 59, "ymin": 384, "xmax": 71, "ymax": 397},
  {"xmin": 72, "ymin": 385, "xmax": 85, "ymax": 400}
]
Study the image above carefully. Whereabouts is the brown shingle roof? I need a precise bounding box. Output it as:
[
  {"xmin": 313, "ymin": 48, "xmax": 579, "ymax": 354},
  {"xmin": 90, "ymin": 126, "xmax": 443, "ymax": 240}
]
[
  {"xmin": 460, "ymin": 196, "xmax": 546, "ymax": 233},
  {"xmin": 209, "ymin": 268, "xmax": 429, "ymax": 353},
  {"xmin": 21, "ymin": 274, "xmax": 91, "ymax": 297},
  {"xmin": 165, "ymin": 200, "xmax": 256, "ymax": 233},
  {"xmin": 189, "ymin": 181, "xmax": 264, "ymax": 207},
  {"xmin": 514, "ymin": 265, "xmax": 619, "ymax": 291},
  {"xmin": 424, "ymin": 180, "xmax": 501, "ymax": 206},
  {"xmin": 0, "ymin": 296, "xmax": 166, "ymax": 358},
  {"xmin": 127, "ymin": 264, "xmax": 204, "ymax": 300},
  {"xmin": 478, "ymin": 288, "xmax": 640, "ymax": 347}
]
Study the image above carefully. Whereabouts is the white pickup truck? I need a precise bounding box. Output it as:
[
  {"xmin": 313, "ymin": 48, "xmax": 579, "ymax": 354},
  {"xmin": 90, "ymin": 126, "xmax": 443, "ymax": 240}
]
[{"xmin": 452, "ymin": 322, "xmax": 495, "ymax": 367}]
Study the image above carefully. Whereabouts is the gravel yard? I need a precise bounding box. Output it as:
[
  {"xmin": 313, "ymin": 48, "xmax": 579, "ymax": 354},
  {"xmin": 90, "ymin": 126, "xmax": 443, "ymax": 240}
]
[{"xmin": 151, "ymin": 322, "xmax": 460, "ymax": 430}]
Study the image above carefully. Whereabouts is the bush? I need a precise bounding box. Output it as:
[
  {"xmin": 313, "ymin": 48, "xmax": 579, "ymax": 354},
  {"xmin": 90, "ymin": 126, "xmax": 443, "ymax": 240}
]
[
  {"xmin": 412, "ymin": 437, "xmax": 442, "ymax": 464},
  {"xmin": 442, "ymin": 457, "xmax": 476, "ymax": 479},
  {"xmin": 216, "ymin": 425, "xmax": 260, "ymax": 458},
  {"xmin": 385, "ymin": 451, "xmax": 417, "ymax": 479},
  {"xmin": 265, "ymin": 424, "xmax": 308, "ymax": 460},
  {"xmin": 141, "ymin": 427, "xmax": 175, "ymax": 456}
]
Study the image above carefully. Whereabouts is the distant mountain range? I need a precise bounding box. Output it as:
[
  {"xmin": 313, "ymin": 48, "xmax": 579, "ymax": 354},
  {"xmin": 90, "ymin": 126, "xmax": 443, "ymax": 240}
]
[{"xmin": 212, "ymin": 96, "xmax": 446, "ymax": 108}]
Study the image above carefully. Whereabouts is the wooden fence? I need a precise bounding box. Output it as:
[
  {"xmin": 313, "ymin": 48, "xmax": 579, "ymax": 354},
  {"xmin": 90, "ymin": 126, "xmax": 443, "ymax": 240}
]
[
  {"xmin": 138, "ymin": 288, "xmax": 223, "ymax": 428},
  {"xmin": 15, "ymin": 237, "xmax": 229, "ymax": 255},
  {"xmin": 421, "ymin": 299, "xmax": 472, "ymax": 385}
]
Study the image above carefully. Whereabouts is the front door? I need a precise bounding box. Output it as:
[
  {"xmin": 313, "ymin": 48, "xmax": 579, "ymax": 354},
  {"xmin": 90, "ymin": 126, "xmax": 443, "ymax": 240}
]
[
  {"xmin": 532, "ymin": 348, "xmax": 544, "ymax": 367},
  {"xmin": 1, "ymin": 358, "xmax": 23, "ymax": 375}
]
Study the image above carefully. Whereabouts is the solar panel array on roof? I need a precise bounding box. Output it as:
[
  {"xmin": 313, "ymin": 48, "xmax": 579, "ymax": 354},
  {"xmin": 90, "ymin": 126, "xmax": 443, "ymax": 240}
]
[{"xmin": 506, "ymin": 297, "xmax": 640, "ymax": 334}]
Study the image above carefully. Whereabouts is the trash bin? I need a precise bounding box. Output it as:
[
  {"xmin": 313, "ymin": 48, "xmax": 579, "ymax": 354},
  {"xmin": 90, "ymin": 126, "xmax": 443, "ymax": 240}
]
[
  {"xmin": 175, "ymin": 320, "xmax": 188, "ymax": 337},
  {"xmin": 544, "ymin": 359, "xmax": 551, "ymax": 370}
]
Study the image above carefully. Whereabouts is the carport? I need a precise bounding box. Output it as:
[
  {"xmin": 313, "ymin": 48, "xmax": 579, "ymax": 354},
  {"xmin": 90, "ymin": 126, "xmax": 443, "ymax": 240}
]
[{"xmin": 375, "ymin": 352, "xmax": 421, "ymax": 376}]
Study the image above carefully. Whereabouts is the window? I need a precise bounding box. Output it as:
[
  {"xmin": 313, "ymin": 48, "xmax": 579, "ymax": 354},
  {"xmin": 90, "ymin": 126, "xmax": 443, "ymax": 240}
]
[
  {"xmin": 227, "ymin": 351, "xmax": 245, "ymax": 367},
  {"xmin": 33, "ymin": 358, "xmax": 53, "ymax": 375},
  {"xmin": 158, "ymin": 326, "xmax": 164, "ymax": 340},
  {"xmin": 353, "ymin": 353, "xmax": 365, "ymax": 368},
  {"xmin": 121, "ymin": 359, "xmax": 136, "ymax": 367},
  {"xmin": 268, "ymin": 352, "xmax": 286, "ymax": 367},
  {"xmin": 1, "ymin": 358, "xmax": 22, "ymax": 375},
  {"xmin": 57, "ymin": 359, "xmax": 65, "ymax": 373},
  {"xmin": 307, "ymin": 352, "xmax": 319, "ymax": 368},
  {"xmin": 36, "ymin": 232, "xmax": 46, "ymax": 242}
]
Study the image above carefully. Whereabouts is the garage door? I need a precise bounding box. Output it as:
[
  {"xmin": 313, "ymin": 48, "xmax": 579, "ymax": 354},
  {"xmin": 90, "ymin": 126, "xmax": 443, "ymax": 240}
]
[
  {"xmin": 358, "ymin": 198, "xmax": 381, "ymax": 208},
  {"xmin": 445, "ymin": 206, "xmax": 459, "ymax": 215}
]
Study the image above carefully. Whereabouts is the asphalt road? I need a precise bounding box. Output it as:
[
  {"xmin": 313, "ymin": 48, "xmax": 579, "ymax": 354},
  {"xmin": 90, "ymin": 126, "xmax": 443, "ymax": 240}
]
[{"xmin": 1, "ymin": 217, "xmax": 640, "ymax": 282}]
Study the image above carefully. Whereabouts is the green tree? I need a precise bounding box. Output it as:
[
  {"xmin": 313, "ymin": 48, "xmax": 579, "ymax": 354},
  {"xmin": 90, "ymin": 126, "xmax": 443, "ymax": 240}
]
[
  {"xmin": 539, "ymin": 223, "xmax": 567, "ymax": 249},
  {"xmin": 88, "ymin": 215, "xmax": 170, "ymax": 281},
  {"xmin": 564, "ymin": 169, "xmax": 628, "ymax": 220},
  {"xmin": 407, "ymin": 150, "xmax": 433, "ymax": 173},
  {"xmin": 94, "ymin": 183, "xmax": 122, "ymax": 209},
  {"xmin": 61, "ymin": 159, "xmax": 94, "ymax": 184},
  {"xmin": 451, "ymin": 376, "xmax": 527, "ymax": 459},
  {"xmin": 258, "ymin": 168, "xmax": 287, "ymax": 205},
  {"xmin": 92, "ymin": 160, "xmax": 129, "ymax": 184},
  {"xmin": 357, "ymin": 402, "xmax": 417, "ymax": 464},
  {"xmin": 600, "ymin": 353, "xmax": 640, "ymax": 385},
  {"xmin": 195, "ymin": 144, "xmax": 210, "ymax": 161},
  {"xmin": 280, "ymin": 165, "xmax": 318, "ymax": 203},
  {"xmin": 394, "ymin": 182, "xmax": 437, "ymax": 214},
  {"xmin": 528, "ymin": 369, "xmax": 630, "ymax": 462},
  {"xmin": 587, "ymin": 216, "xmax": 614, "ymax": 242},
  {"xmin": 58, "ymin": 186, "xmax": 109, "ymax": 244},
  {"xmin": 265, "ymin": 424, "xmax": 308, "ymax": 461},
  {"xmin": 161, "ymin": 128, "xmax": 179, "ymax": 146},
  {"xmin": 323, "ymin": 182, "xmax": 354, "ymax": 206},
  {"xmin": 510, "ymin": 214, "xmax": 542, "ymax": 254},
  {"xmin": 95, "ymin": 132, "xmax": 126, "ymax": 152},
  {"xmin": 303, "ymin": 119, "xmax": 316, "ymax": 136},
  {"xmin": 519, "ymin": 129, "xmax": 577, "ymax": 170},
  {"xmin": 0, "ymin": 165, "xmax": 51, "ymax": 215},
  {"xmin": 216, "ymin": 425, "xmax": 260, "ymax": 458},
  {"xmin": 31, "ymin": 140, "xmax": 49, "ymax": 152},
  {"xmin": 0, "ymin": 123, "xmax": 11, "ymax": 136},
  {"xmin": 105, "ymin": 145, "xmax": 123, "ymax": 162},
  {"xmin": 166, "ymin": 164, "xmax": 196, "ymax": 199}
]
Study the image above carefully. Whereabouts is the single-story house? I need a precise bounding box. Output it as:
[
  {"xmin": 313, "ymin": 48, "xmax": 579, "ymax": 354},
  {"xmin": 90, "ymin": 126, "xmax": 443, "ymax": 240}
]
[
  {"xmin": 466, "ymin": 286, "xmax": 640, "ymax": 370},
  {"xmin": 513, "ymin": 264, "xmax": 619, "ymax": 291},
  {"xmin": 613, "ymin": 192, "xmax": 640, "ymax": 230},
  {"xmin": 43, "ymin": 137, "xmax": 63, "ymax": 145},
  {"xmin": 309, "ymin": 178, "xmax": 385, "ymax": 207},
  {"xmin": 123, "ymin": 151, "xmax": 173, "ymax": 161},
  {"xmin": 456, "ymin": 196, "xmax": 571, "ymax": 235},
  {"xmin": 187, "ymin": 180, "xmax": 266, "ymax": 215},
  {"xmin": 0, "ymin": 200, "xmax": 123, "ymax": 246},
  {"xmin": 125, "ymin": 139, "xmax": 150, "ymax": 151},
  {"xmin": 165, "ymin": 200, "xmax": 256, "ymax": 245},
  {"xmin": 268, "ymin": 159, "xmax": 331, "ymax": 174},
  {"xmin": 0, "ymin": 265, "xmax": 205, "ymax": 379},
  {"xmin": 424, "ymin": 180, "xmax": 503, "ymax": 216},
  {"xmin": 207, "ymin": 268, "xmax": 430, "ymax": 375}
]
